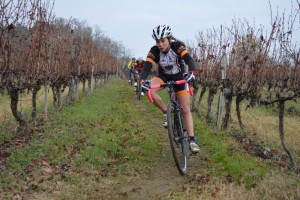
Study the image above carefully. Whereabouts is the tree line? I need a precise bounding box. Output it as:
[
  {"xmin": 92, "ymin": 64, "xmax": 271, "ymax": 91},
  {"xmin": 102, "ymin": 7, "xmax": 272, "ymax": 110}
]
[
  {"xmin": 187, "ymin": 1, "xmax": 300, "ymax": 170},
  {"xmin": 0, "ymin": 0, "xmax": 131, "ymax": 131}
]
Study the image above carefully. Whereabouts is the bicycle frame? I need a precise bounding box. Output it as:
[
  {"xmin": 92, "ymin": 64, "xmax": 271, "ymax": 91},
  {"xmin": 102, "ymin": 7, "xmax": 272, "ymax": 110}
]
[
  {"xmin": 135, "ymin": 73, "xmax": 144, "ymax": 100},
  {"xmin": 146, "ymin": 79, "xmax": 193, "ymax": 175},
  {"xmin": 168, "ymin": 86, "xmax": 184, "ymax": 141}
]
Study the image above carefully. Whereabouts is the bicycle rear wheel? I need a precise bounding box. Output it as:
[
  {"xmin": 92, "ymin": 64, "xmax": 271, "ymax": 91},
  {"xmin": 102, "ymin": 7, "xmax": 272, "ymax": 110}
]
[
  {"xmin": 167, "ymin": 102, "xmax": 188, "ymax": 175},
  {"xmin": 129, "ymin": 78, "xmax": 133, "ymax": 85}
]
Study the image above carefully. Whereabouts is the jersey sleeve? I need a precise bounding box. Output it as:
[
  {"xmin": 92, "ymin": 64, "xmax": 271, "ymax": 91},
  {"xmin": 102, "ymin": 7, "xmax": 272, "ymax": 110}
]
[
  {"xmin": 173, "ymin": 41, "xmax": 196, "ymax": 71},
  {"xmin": 127, "ymin": 61, "xmax": 134, "ymax": 67},
  {"xmin": 140, "ymin": 61, "xmax": 152, "ymax": 80},
  {"xmin": 173, "ymin": 40, "xmax": 188, "ymax": 57},
  {"xmin": 140, "ymin": 46, "xmax": 158, "ymax": 80},
  {"xmin": 146, "ymin": 46, "xmax": 160, "ymax": 64},
  {"xmin": 182, "ymin": 53, "xmax": 196, "ymax": 71}
]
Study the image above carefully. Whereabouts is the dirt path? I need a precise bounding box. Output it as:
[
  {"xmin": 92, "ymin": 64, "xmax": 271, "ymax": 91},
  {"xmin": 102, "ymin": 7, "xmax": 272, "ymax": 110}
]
[
  {"xmin": 116, "ymin": 147, "xmax": 204, "ymax": 200},
  {"xmin": 106, "ymin": 94, "xmax": 203, "ymax": 200}
]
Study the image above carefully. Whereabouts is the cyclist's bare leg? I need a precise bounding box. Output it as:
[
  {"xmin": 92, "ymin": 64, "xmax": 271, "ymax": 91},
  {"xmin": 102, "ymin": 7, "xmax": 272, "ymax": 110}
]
[
  {"xmin": 150, "ymin": 78, "xmax": 167, "ymax": 113},
  {"xmin": 177, "ymin": 94, "xmax": 194, "ymax": 137}
]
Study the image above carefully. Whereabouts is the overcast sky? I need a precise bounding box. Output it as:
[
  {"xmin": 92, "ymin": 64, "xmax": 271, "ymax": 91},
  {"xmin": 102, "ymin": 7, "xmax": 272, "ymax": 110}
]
[{"xmin": 53, "ymin": 0, "xmax": 299, "ymax": 58}]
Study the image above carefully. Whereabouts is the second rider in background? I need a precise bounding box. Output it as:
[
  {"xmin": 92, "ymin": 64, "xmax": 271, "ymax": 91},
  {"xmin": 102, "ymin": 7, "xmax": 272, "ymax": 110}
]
[
  {"xmin": 127, "ymin": 57, "xmax": 136, "ymax": 84},
  {"xmin": 139, "ymin": 24, "xmax": 200, "ymax": 153},
  {"xmin": 133, "ymin": 57, "xmax": 145, "ymax": 95}
]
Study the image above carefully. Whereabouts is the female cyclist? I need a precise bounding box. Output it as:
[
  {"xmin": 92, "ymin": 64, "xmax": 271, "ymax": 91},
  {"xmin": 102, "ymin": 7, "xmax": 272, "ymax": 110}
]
[{"xmin": 140, "ymin": 24, "xmax": 200, "ymax": 153}]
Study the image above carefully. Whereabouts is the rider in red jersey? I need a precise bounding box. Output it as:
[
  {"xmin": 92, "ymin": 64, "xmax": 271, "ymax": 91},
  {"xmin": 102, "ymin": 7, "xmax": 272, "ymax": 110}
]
[{"xmin": 133, "ymin": 57, "xmax": 145, "ymax": 95}]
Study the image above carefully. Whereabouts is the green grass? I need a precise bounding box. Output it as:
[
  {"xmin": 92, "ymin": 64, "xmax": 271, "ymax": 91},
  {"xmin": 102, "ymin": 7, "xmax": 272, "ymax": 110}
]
[
  {"xmin": 0, "ymin": 79, "xmax": 162, "ymax": 191},
  {"xmin": 0, "ymin": 79, "xmax": 299, "ymax": 199},
  {"xmin": 194, "ymin": 121, "xmax": 268, "ymax": 188},
  {"xmin": 144, "ymin": 85, "xmax": 269, "ymax": 187}
]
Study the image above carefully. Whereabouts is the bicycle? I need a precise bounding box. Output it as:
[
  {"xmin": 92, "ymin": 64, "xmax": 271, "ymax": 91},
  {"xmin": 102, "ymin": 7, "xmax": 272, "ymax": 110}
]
[
  {"xmin": 136, "ymin": 80, "xmax": 143, "ymax": 100},
  {"xmin": 128, "ymin": 71, "xmax": 134, "ymax": 85},
  {"xmin": 146, "ymin": 79, "xmax": 194, "ymax": 175},
  {"xmin": 134, "ymin": 72, "xmax": 144, "ymax": 100}
]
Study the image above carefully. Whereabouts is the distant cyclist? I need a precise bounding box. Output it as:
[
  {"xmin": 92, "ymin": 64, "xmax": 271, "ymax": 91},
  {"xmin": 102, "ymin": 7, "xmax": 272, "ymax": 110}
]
[
  {"xmin": 135, "ymin": 57, "xmax": 144, "ymax": 74},
  {"xmin": 127, "ymin": 57, "xmax": 136, "ymax": 83},
  {"xmin": 133, "ymin": 57, "xmax": 145, "ymax": 95},
  {"xmin": 139, "ymin": 24, "xmax": 200, "ymax": 153}
]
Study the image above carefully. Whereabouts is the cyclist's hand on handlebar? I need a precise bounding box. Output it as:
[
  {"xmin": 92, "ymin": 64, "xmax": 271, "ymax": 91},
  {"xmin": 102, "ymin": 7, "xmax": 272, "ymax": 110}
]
[
  {"xmin": 140, "ymin": 80, "xmax": 150, "ymax": 92},
  {"xmin": 184, "ymin": 71, "xmax": 196, "ymax": 83}
]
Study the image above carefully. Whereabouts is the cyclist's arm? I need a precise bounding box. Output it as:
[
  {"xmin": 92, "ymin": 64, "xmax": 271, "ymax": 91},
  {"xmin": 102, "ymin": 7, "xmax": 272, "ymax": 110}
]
[
  {"xmin": 134, "ymin": 62, "xmax": 139, "ymax": 71},
  {"xmin": 182, "ymin": 53, "xmax": 196, "ymax": 72},
  {"xmin": 140, "ymin": 61, "xmax": 152, "ymax": 81},
  {"xmin": 174, "ymin": 41, "xmax": 196, "ymax": 72},
  {"xmin": 141, "ymin": 46, "xmax": 159, "ymax": 81},
  {"xmin": 128, "ymin": 61, "xmax": 134, "ymax": 67}
]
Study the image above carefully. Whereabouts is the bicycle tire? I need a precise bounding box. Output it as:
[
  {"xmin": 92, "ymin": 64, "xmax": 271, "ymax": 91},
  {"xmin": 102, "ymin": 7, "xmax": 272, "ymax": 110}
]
[
  {"xmin": 129, "ymin": 79, "xmax": 133, "ymax": 85},
  {"xmin": 135, "ymin": 81, "xmax": 139, "ymax": 94},
  {"xmin": 137, "ymin": 83, "xmax": 142, "ymax": 100},
  {"xmin": 167, "ymin": 102, "xmax": 188, "ymax": 175}
]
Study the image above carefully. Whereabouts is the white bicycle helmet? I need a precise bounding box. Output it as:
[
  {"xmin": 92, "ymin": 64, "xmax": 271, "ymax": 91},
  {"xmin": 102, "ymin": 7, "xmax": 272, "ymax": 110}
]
[{"xmin": 152, "ymin": 24, "xmax": 172, "ymax": 40}]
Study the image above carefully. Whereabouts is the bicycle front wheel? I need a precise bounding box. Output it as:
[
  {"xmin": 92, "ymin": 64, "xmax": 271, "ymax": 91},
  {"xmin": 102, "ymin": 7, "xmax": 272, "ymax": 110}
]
[
  {"xmin": 167, "ymin": 102, "xmax": 188, "ymax": 175},
  {"xmin": 137, "ymin": 83, "xmax": 143, "ymax": 100}
]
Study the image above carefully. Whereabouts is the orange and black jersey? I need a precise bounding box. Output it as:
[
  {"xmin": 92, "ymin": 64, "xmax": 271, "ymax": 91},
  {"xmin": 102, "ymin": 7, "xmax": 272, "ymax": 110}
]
[{"xmin": 140, "ymin": 40, "xmax": 196, "ymax": 80}]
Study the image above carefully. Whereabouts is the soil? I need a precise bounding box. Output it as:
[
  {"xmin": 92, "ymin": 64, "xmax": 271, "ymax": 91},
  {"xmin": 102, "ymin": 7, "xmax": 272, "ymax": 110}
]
[{"xmin": 114, "ymin": 149, "xmax": 203, "ymax": 200}]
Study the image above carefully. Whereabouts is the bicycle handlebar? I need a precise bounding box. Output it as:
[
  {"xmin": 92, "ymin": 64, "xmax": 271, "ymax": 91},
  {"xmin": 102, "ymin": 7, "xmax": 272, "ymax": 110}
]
[{"xmin": 146, "ymin": 79, "xmax": 194, "ymax": 103}]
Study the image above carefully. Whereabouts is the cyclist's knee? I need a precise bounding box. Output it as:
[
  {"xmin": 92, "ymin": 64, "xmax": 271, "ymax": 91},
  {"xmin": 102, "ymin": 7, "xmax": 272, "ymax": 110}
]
[
  {"xmin": 181, "ymin": 106, "xmax": 191, "ymax": 114},
  {"xmin": 150, "ymin": 89, "xmax": 158, "ymax": 98}
]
